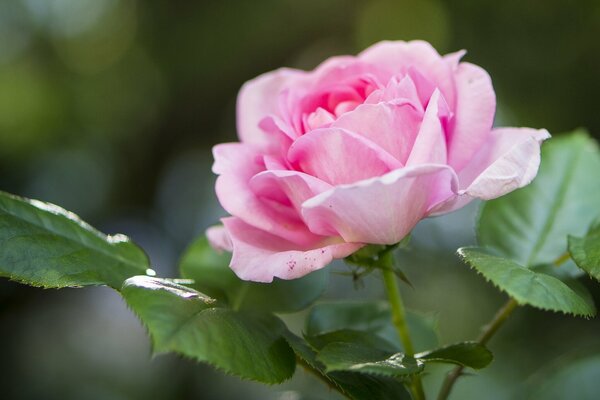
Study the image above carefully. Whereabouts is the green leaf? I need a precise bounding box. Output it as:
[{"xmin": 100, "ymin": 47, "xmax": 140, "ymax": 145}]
[
  {"xmin": 327, "ymin": 373, "xmax": 412, "ymax": 400},
  {"xmin": 479, "ymin": 131, "xmax": 600, "ymax": 268},
  {"xmin": 306, "ymin": 301, "xmax": 438, "ymax": 352},
  {"xmin": 121, "ymin": 276, "xmax": 296, "ymax": 383},
  {"xmin": 526, "ymin": 354, "xmax": 600, "ymax": 400},
  {"xmin": 306, "ymin": 329, "xmax": 399, "ymax": 353},
  {"xmin": 568, "ymin": 220, "xmax": 600, "ymax": 281},
  {"xmin": 179, "ymin": 236, "xmax": 328, "ymax": 313},
  {"xmin": 416, "ymin": 341, "xmax": 493, "ymax": 369},
  {"xmin": 459, "ymin": 247, "xmax": 596, "ymax": 317},
  {"xmin": 317, "ymin": 342, "xmax": 423, "ymax": 377},
  {"xmin": 0, "ymin": 191, "xmax": 150, "ymax": 289},
  {"xmin": 284, "ymin": 332, "xmax": 412, "ymax": 400}
]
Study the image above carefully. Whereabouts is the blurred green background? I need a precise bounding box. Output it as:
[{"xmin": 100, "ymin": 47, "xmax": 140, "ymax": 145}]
[{"xmin": 1, "ymin": 0, "xmax": 599, "ymax": 399}]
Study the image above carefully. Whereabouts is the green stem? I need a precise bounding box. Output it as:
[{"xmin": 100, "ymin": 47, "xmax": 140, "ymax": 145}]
[
  {"xmin": 381, "ymin": 256, "xmax": 425, "ymax": 400},
  {"xmin": 437, "ymin": 298, "xmax": 517, "ymax": 400},
  {"xmin": 382, "ymin": 267, "xmax": 415, "ymax": 356},
  {"xmin": 553, "ymin": 252, "xmax": 570, "ymax": 267},
  {"xmin": 437, "ymin": 251, "xmax": 571, "ymax": 400},
  {"xmin": 232, "ymin": 283, "xmax": 250, "ymax": 311}
]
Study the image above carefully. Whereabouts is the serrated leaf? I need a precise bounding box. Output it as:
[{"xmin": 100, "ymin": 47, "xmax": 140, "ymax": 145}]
[
  {"xmin": 479, "ymin": 131, "xmax": 600, "ymax": 268},
  {"xmin": 0, "ymin": 191, "xmax": 150, "ymax": 289},
  {"xmin": 416, "ymin": 341, "xmax": 493, "ymax": 369},
  {"xmin": 306, "ymin": 301, "xmax": 438, "ymax": 352},
  {"xmin": 459, "ymin": 247, "xmax": 596, "ymax": 317},
  {"xmin": 317, "ymin": 342, "xmax": 423, "ymax": 376},
  {"xmin": 179, "ymin": 236, "xmax": 327, "ymax": 313},
  {"xmin": 568, "ymin": 220, "xmax": 600, "ymax": 281},
  {"xmin": 121, "ymin": 276, "xmax": 296, "ymax": 384},
  {"xmin": 284, "ymin": 331, "xmax": 412, "ymax": 400}
]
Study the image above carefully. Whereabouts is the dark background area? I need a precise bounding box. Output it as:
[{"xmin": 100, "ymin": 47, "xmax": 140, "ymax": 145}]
[{"xmin": 1, "ymin": 1, "xmax": 599, "ymax": 399}]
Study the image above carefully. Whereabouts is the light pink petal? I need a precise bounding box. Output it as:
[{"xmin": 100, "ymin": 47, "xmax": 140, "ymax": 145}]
[
  {"xmin": 263, "ymin": 154, "xmax": 289, "ymax": 170},
  {"xmin": 461, "ymin": 127, "xmax": 551, "ymax": 199},
  {"xmin": 331, "ymin": 101, "xmax": 421, "ymax": 164},
  {"xmin": 237, "ymin": 68, "xmax": 304, "ymax": 147},
  {"xmin": 306, "ymin": 107, "xmax": 336, "ymax": 130},
  {"xmin": 359, "ymin": 40, "xmax": 456, "ymax": 109},
  {"xmin": 250, "ymin": 170, "xmax": 332, "ymax": 214},
  {"xmin": 206, "ymin": 225, "xmax": 232, "ymax": 252},
  {"xmin": 301, "ymin": 165, "xmax": 458, "ymax": 244},
  {"xmin": 426, "ymin": 193, "xmax": 473, "ymax": 217},
  {"xmin": 447, "ymin": 62, "xmax": 496, "ymax": 171},
  {"xmin": 213, "ymin": 143, "xmax": 318, "ymax": 245},
  {"xmin": 406, "ymin": 67, "xmax": 437, "ymax": 108},
  {"xmin": 222, "ymin": 217, "xmax": 362, "ymax": 282},
  {"xmin": 364, "ymin": 74, "xmax": 423, "ymax": 112},
  {"xmin": 287, "ymin": 127, "xmax": 402, "ymax": 185},
  {"xmin": 258, "ymin": 115, "xmax": 297, "ymax": 143},
  {"xmin": 432, "ymin": 127, "xmax": 550, "ymax": 215},
  {"xmin": 406, "ymin": 90, "xmax": 448, "ymax": 166},
  {"xmin": 443, "ymin": 49, "xmax": 466, "ymax": 70},
  {"xmin": 310, "ymin": 56, "xmax": 377, "ymax": 88}
]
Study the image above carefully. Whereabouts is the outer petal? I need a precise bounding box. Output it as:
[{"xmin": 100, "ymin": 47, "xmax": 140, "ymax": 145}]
[
  {"xmin": 213, "ymin": 143, "xmax": 318, "ymax": 245},
  {"xmin": 447, "ymin": 62, "xmax": 496, "ymax": 171},
  {"xmin": 462, "ymin": 127, "xmax": 551, "ymax": 199},
  {"xmin": 301, "ymin": 165, "xmax": 458, "ymax": 244},
  {"xmin": 359, "ymin": 40, "xmax": 457, "ymax": 109},
  {"xmin": 331, "ymin": 101, "xmax": 421, "ymax": 164},
  {"xmin": 287, "ymin": 127, "xmax": 402, "ymax": 185},
  {"xmin": 432, "ymin": 127, "xmax": 550, "ymax": 215},
  {"xmin": 222, "ymin": 217, "xmax": 362, "ymax": 282},
  {"xmin": 206, "ymin": 225, "xmax": 232, "ymax": 252},
  {"xmin": 310, "ymin": 55, "xmax": 379, "ymax": 88},
  {"xmin": 250, "ymin": 170, "xmax": 332, "ymax": 214},
  {"xmin": 443, "ymin": 49, "xmax": 466, "ymax": 70},
  {"xmin": 237, "ymin": 68, "xmax": 303, "ymax": 146}
]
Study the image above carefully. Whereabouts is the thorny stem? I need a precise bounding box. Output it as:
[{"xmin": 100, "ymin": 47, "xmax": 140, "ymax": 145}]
[
  {"xmin": 436, "ymin": 251, "xmax": 572, "ymax": 400},
  {"xmin": 381, "ymin": 251, "xmax": 425, "ymax": 400},
  {"xmin": 436, "ymin": 298, "xmax": 518, "ymax": 400}
]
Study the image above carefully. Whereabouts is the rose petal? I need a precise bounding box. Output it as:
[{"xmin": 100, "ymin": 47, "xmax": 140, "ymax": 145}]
[
  {"xmin": 311, "ymin": 56, "xmax": 377, "ymax": 88},
  {"xmin": 213, "ymin": 143, "xmax": 318, "ymax": 245},
  {"xmin": 443, "ymin": 49, "xmax": 466, "ymax": 70},
  {"xmin": 447, "ymin": 62, "xmax": 496, "ymax": 171},
  {"xmin": 406, "ymin": 90, "xmax": 448, "ymax": 165},
  {"xmin": 359, "ymin": 40, "xmax": 456, "ymax": 109},
  {"xmin": 332, "ymin": 101, "xmax": 421, "ymax": 163},
  {"xmin": 206, "ymin": 225, "xmax": 232, "ymax": 252},
  {"xmin": 431, "ymin": 127, "xmax": 550, "ymax": 215},
  {"xmin": 222, "ymin": 217, "xmax": 362, "ymax": 282},
  {"xmin": 250, "ymin": 170, "xmax": 332, "ymax": 214},
  {"xmin": 462, "ymin": 127, "xmax": 551, "ymax": 199},
  {"xmin": 237, "ymin": 68, "xmax": 304, "ymax": 147},
  {"xmin": 364, "ymin": 74, "xmax": 423, "ymax": 112},
  {"xmin": 301, "ymin": 164, "xmax": 458, "ymax": 244},
  {"xmin": 287, "ymin": 127, "xmax": 402, "ymax": 185}
]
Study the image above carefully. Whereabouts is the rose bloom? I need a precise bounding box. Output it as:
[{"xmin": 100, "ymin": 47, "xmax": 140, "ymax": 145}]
[{"xmin": 208, "ymin": 41, "xmax": 550, "ymax": 282}]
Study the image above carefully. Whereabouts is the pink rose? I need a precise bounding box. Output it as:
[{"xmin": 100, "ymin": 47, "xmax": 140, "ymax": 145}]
[{"xmin": 208, "ymin": 40, "xmax": 550, "ymax": 283}]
